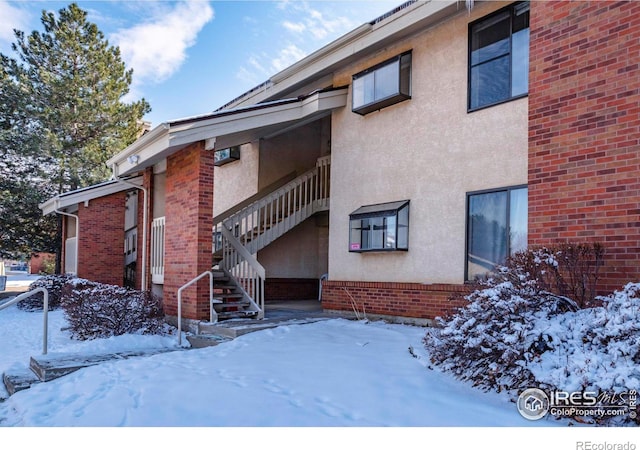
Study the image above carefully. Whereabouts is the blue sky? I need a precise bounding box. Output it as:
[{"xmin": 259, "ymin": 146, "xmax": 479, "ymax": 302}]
[{"xmin": 1, "ymin": 0, "xmax": 400, "ymax": 127}]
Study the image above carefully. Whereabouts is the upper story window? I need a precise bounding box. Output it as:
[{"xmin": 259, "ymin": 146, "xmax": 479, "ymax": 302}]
[
  {"xmin": 468, "ymin": 2, "xmax": 529, "ymax": 111},
  {"xmin": 214, "ymin": 146, "xmax": 240, "ymax": 166},
  {"xmin": 466, "ymin": 186, "xmax": 528, "ymax": 281},
  {"xmin": 352, "ymin": 51, "xmax": 412, "ymax": 116},
  {"xmin": 349, "ymin": 200, "xmax": 409, "ymax": 252}
]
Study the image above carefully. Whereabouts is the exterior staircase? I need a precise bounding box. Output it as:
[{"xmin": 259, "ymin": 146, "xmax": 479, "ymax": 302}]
[{"xmin": 207, "ymin": 155, "xmax": 331, "ymax": 323}]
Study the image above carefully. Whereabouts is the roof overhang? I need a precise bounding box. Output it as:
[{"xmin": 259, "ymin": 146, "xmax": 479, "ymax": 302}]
[
  {"xmin": 107, "ymin": 88, "xmax": 348, "ymax": 177},
  {"xmin": 39, "ymin": 176, "xmax": 143, "ymax": 216}
]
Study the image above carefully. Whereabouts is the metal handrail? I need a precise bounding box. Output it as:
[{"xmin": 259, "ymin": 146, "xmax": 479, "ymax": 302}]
[
  {"xmin": 0, "ymin": 287, "xmax": 49, "ymax": 354},
  {"xmin": 177, "ymin": 271, "xmax": 214, "ymax": 346}
]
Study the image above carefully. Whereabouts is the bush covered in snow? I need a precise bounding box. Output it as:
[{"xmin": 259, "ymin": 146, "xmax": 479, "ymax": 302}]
[
  {"xmin": 511, "ymin": 243, "xmax": 605, "ymax": 308},
  {"xmin": 530, "ymin": 283, "xmax": 640, "ymax": 420},
  {"xmin": 18, "ymin": 274, "xmax": 75, "ymax": 311},
  {"xmin": 61, "ymin": 278, "xmax": 165, "ymax": 340},
  {"xmin": 423, "ymin": 261, "xmax": 578, "ymax": 393},
  {"xmin": 424, "ymin": 245, "xmax": 639, "ymax": 426}
]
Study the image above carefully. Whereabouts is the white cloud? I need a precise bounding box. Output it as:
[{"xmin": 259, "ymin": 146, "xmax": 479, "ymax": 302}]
[
  {"xmin": 282, "ymin": 20, "xmax": 306, "ymax": 33},
  {"xmin": 0, "ymin": 1, "xmax": 30, "ymax": 47},
  {"xmin": 278, "ymin": 1, "xmax": 360, "ymax": 43},
  {"xmin": 270, "ymin": 44, "xmax": 306, "ymax": 72},
  {"xmin": 236, "ymin": 44, "xmax": 306, "ymax": 86},
  {"xmin": 111, "ymin": 1, "xmax": 214, "ymax": 85}
]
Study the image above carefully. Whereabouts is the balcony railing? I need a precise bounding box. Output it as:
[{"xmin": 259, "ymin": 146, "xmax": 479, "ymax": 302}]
[{"xmin": 151, "ymin": 216, "xmax": 165, "ymax": 284}]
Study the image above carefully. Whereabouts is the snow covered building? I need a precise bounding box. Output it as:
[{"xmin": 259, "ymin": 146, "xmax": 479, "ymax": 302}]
[{"xmin": 41, "ymin": 1, "xmax": 640, "ymax": 326}]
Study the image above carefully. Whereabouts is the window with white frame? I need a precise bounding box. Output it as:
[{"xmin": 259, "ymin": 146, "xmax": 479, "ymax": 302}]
[
  {"xmin": 352, "ymin": 51, "xmax": 412, "ymax": 115},
  {"xmin": 468, "ymin": 1, "xmax": 530, "ymax": 111},
  {"xmin": 466, "ymin": 186, "xmax": 528, "ymax": 280},
  {"xmin": 349, "ymin": 200, "xmax": 409, "ymax": 252}
]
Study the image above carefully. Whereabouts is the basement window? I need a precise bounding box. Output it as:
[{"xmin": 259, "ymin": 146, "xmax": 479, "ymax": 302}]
[
  {"xmin": 214, "ymin": 146, "xmax": 240, "ymax": 166},
  {"xmin": 352, "ymin": 51, "xmax": 412, "ymax": 115},
  {"xmin": 349, "ymin": 200, "xmax": 409, "ymax": 252}
]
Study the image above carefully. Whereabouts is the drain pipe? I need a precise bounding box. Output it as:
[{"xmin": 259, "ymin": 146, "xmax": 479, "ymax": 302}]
[
  {"xmin": 55, "ymin": 209, "xmax": 79, "ymax": 276},
  {"xmin": 112, "ymin": 166, "xmax": 149, "ymax": 292}
]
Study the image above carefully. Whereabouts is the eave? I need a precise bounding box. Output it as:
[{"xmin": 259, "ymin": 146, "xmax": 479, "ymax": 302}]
[
  {"xmin": 39, "ymin": 177, "xmax": 143, "ymax": 216},
  {"xmin": 107, "ymin": 88, "xmax": 348, "ymax": 177}
]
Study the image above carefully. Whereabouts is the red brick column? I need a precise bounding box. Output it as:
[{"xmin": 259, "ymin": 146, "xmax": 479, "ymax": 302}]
[
  {"xmin": 76, "ymin": 192, "xmax": 126, "ymax": 286},
  {"xmin": 528, "ymin": 1, "xmax": 640, "ymax": 292},
  {"xmin": 164, "ymin": 142, "xmax": 214, "ymax": 319}
]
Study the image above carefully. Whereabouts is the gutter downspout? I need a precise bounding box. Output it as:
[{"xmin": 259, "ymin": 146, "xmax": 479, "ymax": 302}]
[
  {"xmin": 55, "ymin": 208, "xmax": 79, "ymax": 276},
  {"xmin": 112, "ymin": 166, "xmax": 149, "ymax": 292}
]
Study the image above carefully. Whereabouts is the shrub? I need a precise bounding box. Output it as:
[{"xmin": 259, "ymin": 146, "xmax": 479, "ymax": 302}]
[
  {"xmin": 18, "ymin": 274, "xmax": 74, "ymax": 311},
  {"xmin": 512, "ymin": 243, "xmax": 604, "ymax": 308},
  {"xmin": 424, "ymin": 245, "xmax": 639, "ymax": 426},
  {"xmin": 423, "ymin": 266, "xmax": 577, "ymax": 393},
  {"xmin": 61, "ymin": 278, "xmax": 165, "ymax": 340},
  {"xmin": 527, "ymin": 282, "xmax": 640, "ymax": 425},
  {"xmin": 39, "ymin": 255, "xmax": 56, "ymax": 275}
]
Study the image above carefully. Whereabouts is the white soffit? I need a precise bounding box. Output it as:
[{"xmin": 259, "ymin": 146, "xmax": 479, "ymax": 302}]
[
  {"xmin": 111, "ymin": 88, "xmax": 348, "ymax": 177},
  {"xmin": 39, "ymin": 177, "xmax": 143, "ymax": 215}
]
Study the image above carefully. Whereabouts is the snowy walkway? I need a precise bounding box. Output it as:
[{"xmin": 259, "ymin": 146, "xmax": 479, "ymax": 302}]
[{"xmin": 0, "ymin": 304, "xmax": 562, "ymax": 427}]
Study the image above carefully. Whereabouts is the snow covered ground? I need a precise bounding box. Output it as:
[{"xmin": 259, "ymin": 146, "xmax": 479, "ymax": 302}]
[
  {"xmin": 0, "ymin": 283, "xmax": 633, "ymax": 448},
  {"xmin": 4, "ymin": 271, "xmax": 41, "ymax": 287}
]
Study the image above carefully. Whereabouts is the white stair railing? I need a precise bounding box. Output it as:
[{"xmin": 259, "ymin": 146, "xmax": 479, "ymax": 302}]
[
  {"xmin": 177, "ymin": 271, "xmax": 217, "ymax": 345},
  {"xmin": 212, "ymin": 155, "xmax": 330, "ymax": 320},
  {"xmin": 0, "ymin": 288, "xmax": 49, "ymax": 354},
  {"xmin": 221, "ymin": 155, "xmax": 331, "ymax": 254},
  {"xmin": 220, "ymin": 226, "xmax": 265, "ymax": 319}
]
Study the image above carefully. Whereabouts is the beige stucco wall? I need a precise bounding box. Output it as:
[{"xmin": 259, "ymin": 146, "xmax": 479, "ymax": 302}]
[
  {"xmin": 329, "ymin": 2, "xmax": 528, "ymax": 284},
  {"xmin": 213, "ymin": 142, "xmax": 259, "ymax": 217},
  {"xmin": 258, "ymin": 117, "xmax": 329, "ymax": 190},
  {"xmin": 258, "ymin": 214, "xmax": 329, "ymax": 279}
]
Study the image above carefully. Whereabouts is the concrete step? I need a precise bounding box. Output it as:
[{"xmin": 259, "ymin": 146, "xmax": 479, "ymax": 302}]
[
  {"xmin": 3, "ymin": 366, "xmax": 41, "ymax": 396},
  {"xmin": 30, "ymin": 348, "xmax": 181, "ymax": 382},
  {"xmin": 217, "ymin": 310, "xmax": 259, "ymax": 320},
  {"xmin": 185, "ymin": 334, "xmax": 232, "ymax": 349}
]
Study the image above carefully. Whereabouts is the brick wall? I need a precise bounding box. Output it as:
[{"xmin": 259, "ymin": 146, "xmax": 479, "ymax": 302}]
[
  {"xmin": 321, "ymin": 280, "xmax": 470, "ymax": 321},
  {"xmin": 265, "ymin": 278, "xmax": 319, "ymax": 301},
  {"xmin": 29, "ymin": 252, "xmax": 55, "ymax": 275},
  {"xmin": 163, "ymin": 142, "xmax": 214, "ymax": 319},
  {"xmin": 528, "ymin": 1, "xmax": 640, "ymax": 292},
  {"xmin": 76, "ymin": 192, "xmax": 125, "ymax": 286}
]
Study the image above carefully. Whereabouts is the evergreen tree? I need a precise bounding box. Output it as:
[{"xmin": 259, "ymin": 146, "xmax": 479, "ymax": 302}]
[{"xmin": 0, "ymin": 3, "xmax": 151, "ymax": 259}]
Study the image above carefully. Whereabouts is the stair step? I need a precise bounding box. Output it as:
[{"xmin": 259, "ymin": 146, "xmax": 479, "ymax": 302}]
[
  {"xmin": 213, "ymin": 300, "xmax": 251, "ymax": 309},
  {"xmin": 216, "ymin": 310, "xmax": 259, "ymax": 320},
  {"xmin": 211, "ymin": 271, "xmax": 228, "ymax": 278},
  {"xmin": 218, "ymin": 293, "xmax": 244, "ymax": 299},
  {"xmin": 30, "ymin": 348, "xmax": 180, "ymax": 383},
  {"xmin": 214, "ymin": 284, "xmax": 237, "ymax": 291},
  {"xmin": 2, "ymin": 367, "xmax": 41, "ymax": 396},
  {"xmin": 186, "ymin": 334, "xmax": 232, "ymax": 349}
]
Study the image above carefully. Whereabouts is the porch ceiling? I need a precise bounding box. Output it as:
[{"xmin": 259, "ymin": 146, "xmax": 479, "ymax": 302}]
[{"xmin": 109, "ymin": 88, "xmax": 348, "ymax": 177}]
